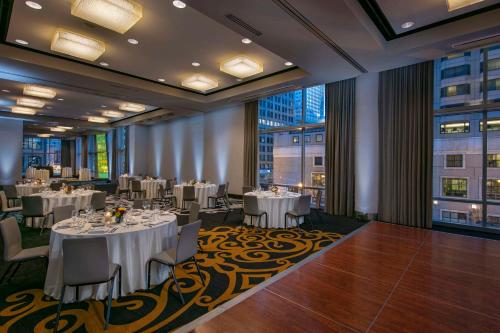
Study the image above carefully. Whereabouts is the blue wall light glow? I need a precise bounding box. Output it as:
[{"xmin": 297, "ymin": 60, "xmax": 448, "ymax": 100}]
[
  {"xmin": 171, "ymin": 120, "xmax": 184, "ymax": 181},
  {"xmin": 191, "ymin": 117, "xmax": 204, "ymax": 181},
  {"xmin": 0, "ymin": 118, "xmax": 23, "ymax": 183}
]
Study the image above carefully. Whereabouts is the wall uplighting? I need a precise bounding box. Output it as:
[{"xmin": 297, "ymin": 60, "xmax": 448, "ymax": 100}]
[
  {"xmin": 447, "ymin": 0, "xmax": 483, "ymax": 11},
  {"xmin": 181, "ymin": 75, "xmax": 218, "ymax": 92},
  {"xmin": 119, "ymin": 102, "xmax": 145, "ymax": 112},
  {"xmin": 50, "ymin": 127, "xmax": 66, "ymax": 132},
  {"xmin": 23, "ymin": 85, "xmax": 56, "ymax": 99},
  {"xmin": 17, "ymin": 97, "xmax": 45, "ymax": 108},
  {"xmin": 88, "ymin": 116, "xmax": 108, "ymax": 123},
  {"xmin": 71, "ymin": 0, "xmax": 143, "ymax": 34},
  {"xmin": 51, "ymin": 29, "xmax": 105, "ymax": 61},
  {"xmin": 220, "ymin": 56, "xmax": 263, "ymax": 78},
  {"xmin": 102, "ymin": 110, "xmax": 124, "ymax": 118},
  {"xmin": 11, "ymin": 106, "xmax": 37, "ymax": 115}
]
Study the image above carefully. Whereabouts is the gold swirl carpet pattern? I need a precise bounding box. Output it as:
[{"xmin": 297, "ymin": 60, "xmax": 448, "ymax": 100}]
[{"xmin": 0, "ymin": 225, "xmax": 342, "ymax": 333}]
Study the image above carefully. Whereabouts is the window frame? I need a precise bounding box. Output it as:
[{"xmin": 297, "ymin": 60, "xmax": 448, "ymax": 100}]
[
  {"xmin": 441, "ymin": 176, "xmax": 469, "ymax": 199},
  {"xmin": 444, "ymin": 153, "xmax": 465, "ymax": 169}
]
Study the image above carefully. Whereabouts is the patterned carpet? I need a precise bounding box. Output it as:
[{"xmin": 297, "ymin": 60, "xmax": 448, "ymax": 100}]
[{"xmin": 0, "ymin": 198, "xmax": 364, "ymax": 333}]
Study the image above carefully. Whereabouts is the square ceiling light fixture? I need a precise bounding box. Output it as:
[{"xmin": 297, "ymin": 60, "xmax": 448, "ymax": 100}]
[
  {"xmin": 71, "ymin": 0, "xmax": 143, "ymax": 34},
  {"xmin": 11, "ymin": 106, "xmax": 37, "ymax": 115},
  {"xmin": 102, "ymin": 110, "xmax": 124, "ymax": 118},
  {"xmin": 181, "ymin": 75, "xmax": 219, "ymax": 92},
  {"xmin": 88, "ymin": 116, "xmax": 108, "ymax": 123},
  {"xmin": 220, "ymin": 56, "xmax": 263, "ymax": 78},
  {"xmin": 51, "ymin": 29, "xmax": 105, "ymax": 61},
  {"xmin": 447, "ymin": 0, "xmax": 484, "ymax": 11},
  {"xmin": 119, "ymin": 102, "xmax": 145, "ymax": 112},
  {"xmin": 50, "ymin": 127, "xmax": 66, "ymax": 132},
  {"xmin": 17, "ymin": 97, "xmax": 45, "ymax": 108},
  {"xmin": 23, "ymin": 85, "xmax": 56, "ymax": 99}
]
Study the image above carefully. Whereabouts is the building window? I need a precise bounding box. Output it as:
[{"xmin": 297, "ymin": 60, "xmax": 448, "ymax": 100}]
[
  {"xmin": 487, "ymin": 216, "xmax": 500, "ymax": 226},
  {"xmin": 445, "ymin": 154, "xmax": 464, "ymax": 168},
  {"xmin": 440, "ymin": 84, "xmax": 470, "ymax": 97},
  {"xmin": 292, "ymin": 136, "xmax": 299, "ymax": 144},
  {"xmin": 315, "ymin": 134, "xmax": 323, "ymax": 142},
  {"xmin": 441, "ymin": 210, "xmax": 467, "ymax": 224},
  {"xmin": 486, "ymin": 179, "xmax": 500, "ymax": 200},
  {"xmin": 442, "ymin": 178, "xmax": 467, "ymax": 198},
  {"xmin": 441, "ymin": 64, "xmax": 470, "ymax": 79},
  {"xmin": 480, "ymin": 58, "xmax": 500, "ymax": 72},
  {"xmin": 440, "ymin": 122, "xmax": 470, "ymax": 134},
  {"xmin": 488, "ymin": 154, "xmax": 500, "ymax": 167},
  {"xmin": 311, "ymin": 172, "xmax": 325, "ymax": 187},
  {"xmin": 313, "ymin": 156, "xmax": 324, "ymax": 166},
  {"xmin": 479, "ymin": 79, "xmax": 500, "ymax": 92},
  {"xmin": 305, "ymin": 135, "xmax": 311, "ymax": 143},
  {"xmin": 480, "ymin": 120, "xmax": 500, "ymax": 131}
]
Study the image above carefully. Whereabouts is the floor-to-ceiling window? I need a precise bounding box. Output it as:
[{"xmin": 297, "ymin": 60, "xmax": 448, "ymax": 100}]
[
  {"xmin": 116, "ymin": 127, "xmax": 127, "ymax": 176},
  {"xmin": 258, "ymin": 85, "xmax": 325, "ymax": 207},
  {"xmin": 22, "ymin": 136, "xmax": 62, "ymax": 176},
  {"xmin": 433, "ymin": 44, "xmax": 500, "ymax": 231},
  {"xmin": 96, "ymin": 133, "xmax": 109, "ymax": 179}
]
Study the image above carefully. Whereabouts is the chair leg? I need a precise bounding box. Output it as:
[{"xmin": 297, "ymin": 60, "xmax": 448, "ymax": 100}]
[
  {"xmin": 147, "ymin": 260, "xmax": 152, "ymax": 289},
  {"xmin": 54, "ymin": 285, "xmax": 66, "ymax": 333},
  {"xmin": 284, "ymin": 213, "xmax": 288, "ymax": 229},
  {"xmin": 105, "ymin": 278, "xmax": 115, "ymax": 330},
  {"xmin": 76, "ymin": 286, "xmax": 79, "ymax": 301},
  {"xmin": 6, "ymin": 262, "xmax": 21, "ymax": 283},
  {"xmin": 193, "ymin": 257, "xmax": 205, "ymax": 286},
  {"xmin": 0, "ymin": 262, "xmax": 14, "ymax": 284},
  {"xmin": 308, "ymin": 215, "xmax": 314, "ymax": 229},
  {"xmin": 118, "ymin": 266, "xmax": 122, "ymax": 297},
  {"xmin": 170, "ymin": 266, "xmax": 185, "ymax": 305},
  {"xmin": 265, "ymin": 212, "xmax": 268, "ymax": 229}
]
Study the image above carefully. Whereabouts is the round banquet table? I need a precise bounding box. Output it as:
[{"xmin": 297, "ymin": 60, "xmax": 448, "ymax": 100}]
[
  {"xmin": 25, "ymin": 166, "xmax": 36, "ymax": 179},
  {"xmin": 141, "ymin": 179, "xmax": 167, "ymax": 199},
  {"xmin": 244, "ymin": 191, "xmax": 302, "ymax": 228},
  {"xmin": 174, "ymin": 183, "xmax": 217, "ymax": 208},
  {"xmin": 61, "ymin": 167, "xmax": 73, "ymax": 178},
  {"xmin": 79, "ymin": 168, "xmax": 92, "ymax": 181},
  {"xmin": 16, "ymin": 183, "xmax": 49, "ymax": 197},
  {"xmin": 118, "ymin": 175, "xmax": 132, "ymax": 190},
  {"xmin": 44, "ymin": 211, "xmax": 178, "ymax": 302}
]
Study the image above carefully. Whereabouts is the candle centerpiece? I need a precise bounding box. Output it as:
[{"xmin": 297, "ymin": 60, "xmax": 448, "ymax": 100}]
[
  {"xmin": 114, "ymin": 207, "xmax": 127, "ymax": 223},
  {"xmin": 271, "ymin": 185, "xmax": 279, "ymax": 196}
]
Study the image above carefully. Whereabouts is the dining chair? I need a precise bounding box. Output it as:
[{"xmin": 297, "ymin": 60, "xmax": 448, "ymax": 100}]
[
  {"xmin": 90, "ymin": 192, "xmax": 107, "ymax": 211},
  {"xmin": 54, "ymin": 237, "xmax": 121, "ymax": 332},
  {"xmin": 155, "ymin": 184, "xmax": 177, "ymax": 208},
  {"xmin": 207, "ymin": 184, "xmax": 226, "ymax": 208},
  {"xmin": 147, "ymin": 220, "xmax": 204, "ymax": 304},
  {"xmin": 0, "ymin": 191, "xmax": 22, "ymax": 220},
  {"xmin": 0, "ymin": 217, "xmax": 48, "ymax": 285},
  {"xmin": 2, "ymin": 185, "xmax": 20, "ymax": 208},
  {"xmin": 182, "ymin": 186, "xmax": 196, "ymax": 209},
  {"xmin": 21, "ymin": 196, "xmax": 51, "ymax": 234},
  {"xmin": 177, "ymin": 202, "xmax": 201, "ymax": 231},
  {"xmin": 50, "ymin": 182, "xmax": 62, "ymax": 191},
  {"xmin": 242, "ymin": 186, "xmax": 254, "ymax": 195},
  {"xmin": 130, "ymin": 180, "xmax": 146, "ymax": 199},
  {"xmin": 53, "ymin": 205, "xmax": 75, "ymax": 224},
  {"xmin": 243, "ymin": 195, "xmax": 268, "ymax": 229},
  {"xmin": 133, "ymin": 199, "xmax": 150, "ymax": 209},
  {"xmin": 285, "ymin": 195, "xmax": 313, "ymax": 229}
]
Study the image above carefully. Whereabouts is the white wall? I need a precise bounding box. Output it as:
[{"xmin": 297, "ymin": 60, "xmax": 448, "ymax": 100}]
[
  {"xmin": 0, "ymin": 118, "xmax": 23, "ymax": 184},
  {"xmin": 355, "ymin": 73, "xmax": 379, "ymax": 215},
  {"xmin": 147, "ymin": 104, "xmax": 245, "ymax": 194},
  {"xmin": 129, "ymin": 124, "xmax": 150, "ymax": 176}
]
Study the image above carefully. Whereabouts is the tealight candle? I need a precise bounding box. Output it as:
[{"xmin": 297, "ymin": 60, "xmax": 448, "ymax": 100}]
[{"xmin": 105, "ymin": 212, "xmax": 112, "ymax": 223}]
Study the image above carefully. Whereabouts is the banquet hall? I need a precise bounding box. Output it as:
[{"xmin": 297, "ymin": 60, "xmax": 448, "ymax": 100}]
[{"xmin": 1, "ymin": 0, "xmax": 500, "ymax": 332}]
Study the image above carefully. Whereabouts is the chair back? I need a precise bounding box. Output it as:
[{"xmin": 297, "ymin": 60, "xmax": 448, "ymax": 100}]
[
  {"xmin": 315, "ymin": 190, "xmax": 323, "ymax": 209},
  {"xmin": 243, "ymin": 195, "xmax": 259, "ymax": 215},
  {"xmin": 50, "ymin": 183, "xmax": 62, "ymax": 191},
  {"xmin": 0, "ymin": 191, "xmax": 10, "ymax": 211},
  {"xmin": 216, "ymin": 184, "xmax": 226, "ymax": 197},
  {"xmin": 21, "ymin": 196, "xmax": 44, "ymax": 217},
  {"xmin": 53, "ymin": 205, "xmax": 75, "ymax": 223},
  {"xmin": 189, "ymin": 202, "xmax": 201, "ymax": 223},
  {"xmin": 3, "ymin": 185, "xmax": 17, "ymax": 199},
  {"xmin": 183, "ymin": 186, "xmax": 195, "ymax": 200},
  {"xmin": 288, "ymin": 186, "xmax": 299, "ymax": 193},
  {"xmin": 91, "ymin": 192, "xmax": 106, "ymax": 211},
  {"xmin": 200, "ymin": 179, "xmax": 207, "ymax": 184},
  {"xmin": 133, "ymin": 199, "xmax": 147, "ymax": 209},
  {"xmin": 296, "ymin": 195, "xmax": 312, "ymax": 215},
  {"xmin": 0, "ymin": 217, "xmax": 22, "ymax": 261},
  {"xmin": 131, "ymin": 180, "xmax": 142, "ymax": 192},
  {"xmin": 176, "ymin": 220, "xmax": 201, "ymax": 263},
  {"xmin": 158, "ymin": 184, "xmax": 166, "ymax": 198},
  {"xmin": 242, "ymin": 186, "xmax": 254, "ymax": 195},
  {"xmin": 63, "ymin": 237, "xmax": 109, "ymax": 285}
]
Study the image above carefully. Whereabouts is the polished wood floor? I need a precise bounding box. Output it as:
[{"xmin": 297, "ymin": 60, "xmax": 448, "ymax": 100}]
[{"xmin": 189, "ymin": 221, "xmax": 500, "ymax": 333}]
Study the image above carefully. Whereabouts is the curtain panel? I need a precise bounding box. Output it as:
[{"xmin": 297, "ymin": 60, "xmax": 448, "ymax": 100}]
[
  {"xmin": 61, "ymin": 140, "xmax": 71, "ymax": 168},
  {"xmin": 111, "ymin": 129, "xmax": 118, "ymax": 180},
  {"xmin": 325, "ymin": 78, "xmax": 356, "ymax": 216},
  {"xmin": 124, "ymin": 126, "xmax": 129, "ymax": 174},
  {"xmin": 243, "ymin": 101, "xmax": 258, "ymax": 188},
  {"xmin": 81, "ymin": 135, "xmax": 88, "ymax": 169},
  {"xmin": 378, "ymin": 61, "xmax": 434, "ymax": 228}
]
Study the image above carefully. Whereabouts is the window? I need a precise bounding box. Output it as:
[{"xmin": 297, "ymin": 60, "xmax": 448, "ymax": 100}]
[
  {"xmin": 480, "ymin": 58, "xmax": 500, "ymax": 72},
  {"xmin": 487, "ymin": 179, "xmax": 500, "ymax": 200},
  {"xmin": 441, "ymin": 210, "xmax": 467, "ymax": 224},
  {"xmin": 315, "ymin": 134, "xmax": 323, "ymax": 142},
  {"xmin": 445, "ymin": 154, "xmax": 464, "ymax": 168},
  {"xmin": 487, "ymin": 215, "xmax": 500, "ymax": 225},
  {"xmin": 488, "ymin": 154, "xmax": 500, "ymax": 167},
  {"xmin": 440, "ymin": 84, "xmax": 470, "ymax": 97},
  {"xmin": 480, "ymin": 120, "xmax": 500, "ymax": 131},
  {"xmin": 22, "ymin": 136, "xmax": 61, "ymax": 176},
  {"xmin": 96, "ymin": 134, "xmax": 108, "ymax": 179},
  {"xmin": 88, "ymin": 135, "xmax": 97, "ymax": 176},
  {"xmin": 441, "ymin": 65, "xmax": 470, "ymax": 79},
  {"xmin": 305, "ymin": 135, "xmax": 311, "ymax": 143},
  {"xmin": 442, "ymin": 178, "xmax": 467, "ymax": 198},
  {"xmin": 440, "ymin": 122, "xmax": 470, "ymax": 134},
  {"xmin": 75, "ymin": 137, "xmax": 82, "ymax": 172},
  {"xmin": 292, "ymin": 136, "xmax": 299, "ymax": 144},
  {"xmin": 313, "ymin": 156, "xmax": 324, "ymax": 166},
  {"xmin": 479, "ymin": 78, "xmax": 500, "ymax": 92},
  {"xmin": 311, "ymin": 172, "xmax": 325, "ymax": 187}
]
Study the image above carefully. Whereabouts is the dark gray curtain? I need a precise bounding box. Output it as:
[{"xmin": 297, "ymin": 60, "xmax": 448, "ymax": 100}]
[
  {"xmin": 111, "ymin": 129, "xmax": 118, "ymax": 180},
  {"xmin": 81, "ymin": 136, "xmax": 88, "ymax": 169},
  {"xmin": 124, "ymin": 126, "xmax": 129, "ymax": 174},
  {"xmin": 69, "ymin": 140, "xmax": 76, "ymax": 176},
  {"xmin": 378, "ymin": 61, "xmax": 434, "ymax": 229},
  {"xmin": 61, "ymin": 140, "xmax": 71, "ymax": 168},
  {"xmin": 243, "ymin": 101, "xmax": 258, "ymax": 187},
  {"xmin": 325, "ymin": 78, "xmax": 356, "ymax": 216}
]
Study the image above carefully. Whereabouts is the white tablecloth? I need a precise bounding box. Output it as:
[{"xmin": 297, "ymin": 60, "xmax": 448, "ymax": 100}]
[
  {"xmin": 44, "ymin": 211, "xmax": 178, "ymax": 302},
  {"xmin": 16, "ymin": 184, "xmax": 49, "ymax": 197},
  {"xmin": 26, "ymin": 167, "xmax": 36, "ymax": 179},
  {"xmin": 34, "ymin": 169, "xmax": 50, "ymax": 182},
  {"xmin": 79, "ymin": 168, "xmax": 92, "ymax": 181},
  {"xmin": 61, "ymin": 167, "xmax": 73, "ymax": 178},
  {"xmin": 174, "ymin": 183, "xmax": 217, "ymax": 208},
  {"xmin": 244, "ymin": 191, "xmax": 302, "ymax": 228},
  {"xmin": 118, "ymin": 175, "xmax": 132, "ymax": 190},
  {"xmin": 141, "ymin": 179, "xmax": 167, "ymax": 199},
  {"xmin": 33, "ymin": 190, "xmax": 97, "ymax": 215}
]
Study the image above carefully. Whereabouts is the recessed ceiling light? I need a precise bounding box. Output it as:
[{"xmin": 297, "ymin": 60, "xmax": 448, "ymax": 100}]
[
  {"xmin": 447, "ymin": 0, "xmax": 484, "ymax": 11},
  {"xmin": 51, "ymin": 29, "xmax": 105, "ymax": 61},
  {"xmin": 181, "ymin": 75, "xmax": 218, "ymax": 92},
  {"xmin": 24, "ymin": 85, "xmax": 57, "ymax": 99},
  {"xmin": 101, "ymin": 105, "xmax": 107, "ymax": 108},
  {"xmin": 158, "ymin": 78, "xmax": 165, "ymax": 82},
  {"xmin": 15, "ymin": 39, "xmax": 29, "ymax": 45},
  {"xmin": 127, "ymin": 38, "xmax": 139, "ymax": 45},
  {"xmin": 88, "ymin": 116, "xmax": 108, "ymax": 123},
  {"xmin": 241, "ymin": 38, "xmax": 252, "ymax": 44},
  {"xmin": 25, "ymin": 1, "xmax": 42, "ymax": 9},
  {"xmin": 401, "ymin": 21, "xmax": 415, "ymax": 29},
  {"xmin": 38, "ymin": 134, "xmax": 52, "ymax": 138},
  {"xmin": 284, "ymin": 61, "xmax": 293, "ymax": 66},
  {"xmin": 119, "ymin": 102, "xmax": 145, "ymax": 112},
  {"xmin": 50, "ymin": 127, "xmax": 66, "ymax": 132},
  {"xmin": 1, "ymin": 89, "xmax": 10, "ymax": 93},
  {"xmin": 172, "ymin": 0, "xmax": 186, "ymax": 9},
  {"xmin": 220, "ymin": 56, "xmax": 263, "ymax": 78},
  {"xmin": 58, "ymin": 126, "xmax": 73, "ymax": 130},
  {"xmin": 17, "ymin": 97, "xmax": 45, "ymax": 108},
  {"xmin": 11, "ymin": 106, "xmax": 37, "ymax": 115},
  {"xmin": 102, "ymin": 110, "xmax": 124, "ymax": 118},
  {"xmin": 57, "ymin": 98, "xmax": 64, "ymax": 101},
  {"xmin": 71, "ymin": 0, "xmax": 143, "ymax": 34},
  {"xmin": 100, "ymin": 62, "xmax": 109, "ymax": 66},
  {"xmin": 192, "ymin": 62, "xmax": 200, "ymax": 67}
]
